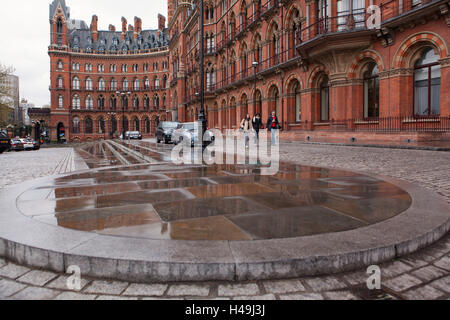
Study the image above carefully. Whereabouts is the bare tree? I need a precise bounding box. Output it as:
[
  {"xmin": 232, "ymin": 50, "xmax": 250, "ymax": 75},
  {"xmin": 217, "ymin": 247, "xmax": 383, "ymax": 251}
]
[{"xmin": 0, "ymin": 64, "xmax": 15, "ymax": 128}]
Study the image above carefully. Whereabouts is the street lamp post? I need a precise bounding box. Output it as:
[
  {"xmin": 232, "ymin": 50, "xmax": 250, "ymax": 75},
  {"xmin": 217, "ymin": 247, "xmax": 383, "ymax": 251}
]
[
  {"xmin": 253, "ymin": 61, "xmax": 259, "ymax": 115},
  {"xmin": 198, "ymin": 0, "xmax": 207, "ymax": 143}
]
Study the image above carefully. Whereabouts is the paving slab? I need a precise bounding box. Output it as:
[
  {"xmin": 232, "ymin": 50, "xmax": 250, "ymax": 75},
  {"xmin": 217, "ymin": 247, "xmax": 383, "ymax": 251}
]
[
  {"xmin": 218, "ymin": 283, "xmax": 260, "ymax": 297},
  {"xmin": 403, "ymin": 285, "xmax": 446, "ymax": 300},
  {"xmin": 323, "ymin": 291, "xmax": 360, "ymax": 300},
  {"xmin": 54, "ymin": 292, "xmax": 97, "ymax": 300},
  {"xmin": 122, "ymin": 283, "xmax": 168, "ymax": 297},
  {"xmin": 17, "ymin": 270, "xmax": 58, "ymax": 286},
  {"xmin": 83, "ymin": 280, "xmax": 129, "ymax": 295},
  {"xmin": 0, "ymin": 264, "xmax": 31, "ymax": 279},
  {"xmin": 0, "ymin": 279, "xmax": 27, "ymax": 297},
  {"xmin": 304, "ymin": 276, "xmax": 348, "ymax": 292},
  {"xmin": 262, "ymin": 280, "xmax": 306, "ymax": 294},
  {"xmin": 411, "ymin": 266, "xmax": 448, "ymax": 282},
  {"xmin": 433, "ymin": 256, "xmax": 450, "ymax": 271},
  {"xmin": 279, "ymin": 293, "xmax": 324, "ymax": 300},
  {"xmin": 11, "ymin": 287, "xmax": 61, "ymax": 300},
  {"xmin": 167, "ymin": 284, "xmax": 211, "ymax": 297},
  {"xmin": 429, "ymin": 276, "xmax": 450, "ymax": 293},
  {"xmin": 383, "ymin": 274, "xmax": 423, "ymax": 292}
]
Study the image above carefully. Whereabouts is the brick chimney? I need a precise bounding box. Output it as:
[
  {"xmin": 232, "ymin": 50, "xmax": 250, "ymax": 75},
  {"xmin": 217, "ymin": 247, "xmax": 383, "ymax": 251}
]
[
  {"xmin": 121, "ymin": 17, "xmax": 127, "ymax": 40},
  {"xmin": 134, "ymin": 17, "xmax": 142, "ymax": 39},
  {"xmin": 90, "ymin": 15, "xmax": 98, "ymax": 42},
  {"xmin": 158, "ymin": 14, "xmax": 166, "ymax": 31},
  {"xmin": 109, "ymin": 24, "xmax": 116, "ymax": 32}
]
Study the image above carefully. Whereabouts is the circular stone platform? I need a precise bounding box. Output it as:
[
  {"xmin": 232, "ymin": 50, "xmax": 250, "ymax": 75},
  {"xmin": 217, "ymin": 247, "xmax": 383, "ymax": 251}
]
[{"xmin": 0, "ymin": 159, "xmax": 449, "ymax": 282}]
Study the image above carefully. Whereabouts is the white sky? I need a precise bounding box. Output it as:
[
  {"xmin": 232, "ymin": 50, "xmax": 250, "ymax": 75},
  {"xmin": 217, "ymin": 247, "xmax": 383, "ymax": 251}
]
[{"xmin": 0, "ymin": 0, "xmax": 168, "ymax": 107}]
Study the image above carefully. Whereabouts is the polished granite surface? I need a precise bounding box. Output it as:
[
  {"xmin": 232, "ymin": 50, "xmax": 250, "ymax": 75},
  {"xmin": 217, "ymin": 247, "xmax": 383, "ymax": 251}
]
[{"xmin": 16, "ymin": 141, "xmax": 412, "ymax": 241}]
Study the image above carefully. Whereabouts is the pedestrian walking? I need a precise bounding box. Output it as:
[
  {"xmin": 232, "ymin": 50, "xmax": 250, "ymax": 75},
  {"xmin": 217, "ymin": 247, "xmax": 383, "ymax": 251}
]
[
  {"xmin": 239, "ymin": 114, "xmax": 252, "ymax": 148},
  {"xmin": 252, "ymin": 113, "xmax": 262, "ymax": 144},
  {"xmin": 266, "ymin": 111, "xmax": 280, "ymax": 146}
]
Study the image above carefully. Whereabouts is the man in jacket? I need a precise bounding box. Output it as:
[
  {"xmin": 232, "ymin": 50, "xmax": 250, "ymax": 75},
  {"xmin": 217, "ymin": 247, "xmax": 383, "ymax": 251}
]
[
  {"xmin": 252, "ymin": 113, "xmax": 262, "ymax": 144},
  {"xmin": 267, "ymin": 111, "xmax": 280, "ymax": 146}
]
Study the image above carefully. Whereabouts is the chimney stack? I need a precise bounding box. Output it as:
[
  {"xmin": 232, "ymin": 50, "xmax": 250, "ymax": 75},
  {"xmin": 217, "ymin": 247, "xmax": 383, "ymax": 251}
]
[
  {"xmin": 134, "ymin": 17, "xmax": 142, "ymax": 39},
  {"xmin": 109, "ymin": 24, "xmax": 116, "ymax": 32},
  {"xmin": 90, "ymin": 15, "xmax": 98, "ymax": 42},
  {"xmin": 121, "ymin": 17, "xmax": 127, "ymax": 40},
  {"xmin": 158, "ymin": 14, "xmax": 166, "ymax": 31}
]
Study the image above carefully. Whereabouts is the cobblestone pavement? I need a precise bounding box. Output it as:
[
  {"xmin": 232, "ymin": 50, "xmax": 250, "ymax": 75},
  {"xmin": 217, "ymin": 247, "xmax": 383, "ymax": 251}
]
[
  {"xmin": 0, "ymin": 143, "xmax": 449, "ymax": 300},
  {"xmin": 0, "ymin": 148, "xmax": 75, "ymax": 189}
]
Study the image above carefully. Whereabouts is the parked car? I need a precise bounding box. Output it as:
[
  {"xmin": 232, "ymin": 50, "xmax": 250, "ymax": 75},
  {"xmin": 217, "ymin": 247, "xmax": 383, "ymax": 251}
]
[
  {"xmin": 32, "ymin": 140, "xmax": 41, "ymax": 150},
  {"xmin": 10, "ymin": 139, "xmax": 24, "ymax": 152},
  {"xmin": 0, "ymin": 132, "xmax": 11, "ymax": 154},
  {"xmin": 172, "ymin": 122, "xmax": 215, "ymax": 147},
  {"xmin": 20, "ymin": 138, "xmax": 35, "ymax": 151},
  {"xmin": 121, "ymin": 131, "xmax": 142, "ymax": 140},
  {"xmin": 156, "ymin": 121, "xmax": 180, "ymax": 144}
]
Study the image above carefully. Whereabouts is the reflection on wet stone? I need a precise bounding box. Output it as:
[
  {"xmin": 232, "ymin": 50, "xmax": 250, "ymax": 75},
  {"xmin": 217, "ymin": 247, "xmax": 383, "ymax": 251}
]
[{"xmin": 18, "ymin": 141, "xmax": 413, "ymax": 241}]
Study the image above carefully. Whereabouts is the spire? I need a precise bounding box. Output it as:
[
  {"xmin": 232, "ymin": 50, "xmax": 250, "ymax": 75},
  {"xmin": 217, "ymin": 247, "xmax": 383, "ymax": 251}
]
[{"xmin": 49, "ymin": 0, "xmax": 69, "ymax": 21}]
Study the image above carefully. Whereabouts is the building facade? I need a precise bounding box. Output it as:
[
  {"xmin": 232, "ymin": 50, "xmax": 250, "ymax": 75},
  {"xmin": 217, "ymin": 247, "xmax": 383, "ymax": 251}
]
[
  {"xmin": 168, "ymin": 0, "xmax": 450, "ymax": 142},
  {"xmin": 48, "ymin": 0, "xmax": 170, "ymax": 142},
  {"xmin": 0, "ymin": 74, "xmax": 21, "ymax": 128},
  {"xmin": 48, "ymin": 0, "xmax": 450, "ymax": 143}
]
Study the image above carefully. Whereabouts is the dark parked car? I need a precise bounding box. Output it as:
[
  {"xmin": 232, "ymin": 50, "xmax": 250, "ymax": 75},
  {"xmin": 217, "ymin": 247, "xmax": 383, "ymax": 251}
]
[
  {"xmin": 0, "ymin": 132, "xmax": 11, "ymax": 154},
  {"xmin": 10, "ymin": 139, "xmax": 24, "ymax": 152},
  {"xmin": 32, "ymin": 140, "xmax": 41, "ymax": 150},
  {"xmin": 156, "ymin": 121, "xmax": 180, "ymax": 144}
]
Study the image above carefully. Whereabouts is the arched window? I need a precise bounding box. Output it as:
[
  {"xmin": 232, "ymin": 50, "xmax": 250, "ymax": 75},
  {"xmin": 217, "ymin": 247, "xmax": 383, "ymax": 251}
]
[
  {"xmin": 85, "ymin": 95, "xmax": 93, "ymax": 110},
  {"xmin": 133, "ymin": 96, "xmax": 139, "ymax": 109},
  {"xmin": 98, "ymin": 95, "xmax": 105, "ymax": 110},
  {"xmin": 122, "ymin": 79, "xmax": 129, "ymax": 90},
  {"xmin": 58, "ymin": 95, "xmax": 64, "ymax": 109},
  {"xmin": 110, "ymin": 79, "xmax": 117, "ymax": 90},
  {"xmin": 144, "ymin": 95, "xmax": 150, "ymax": 109},
  {"xmin": 154, "ymin": 94, "xmax": 160, "ymax": 108},
  {"xmin": 98, "ymin": 118, "xmax": 105, "ymax": 134},
  {"xmin": 72, "ymin": 117, "xmax": 80, "ymax": 134},
  {"xmin": 134, "ymin": 78, "xmax": 140, "ymax": 90},
  {"xmin": 145, "ymin": 117, "xmax": 151, "ymax": 134},
  {"xmin": 85, "ymin": 118, "xmax": 93, "ymax": 134},
  {"xmin": 133, "ymin": 118, "xmax": 140, "ymax": 131},
  {"xmin": 86, "ymin": 78, "xmax": 93, "ymax": 90},
  {"xmin": 320, "ymin": 75, "xmax": 330, "ymax": 122},
  {"xmin": 154, "ymin": 77, "xmax": 160, "ymax": 89},
  {"xmin": 57, "ymin": 61, "xmax": 63, "ymax": 69},
  {"xmin": 57, "ymin": 19, "xmax": 63, "ymax": 34},
  {"xmin": 111, "ymin": 116, "xmax": 117, "ymax": 133},
  {"xmin": 110, "ymin": 95, "xmax": 117, "ymax": 110},
  {"xmin": 57, "ymin": 77, "xmax": 64, "ymax": 89},
  {"xmin": 98, "ymin": 78, "xmax": 105, "ymax": 91},
  {"xmin": 72, "ymin": 95, "xmax": 81, "ymax": 110},
  {"xmin": 363, "ymin": 62, "xmax": 380, "ymax": 119},
  {"xmin": 144, "ymin": 77, "xmax": 150, "ymax": 89},
  {"xmin": 72, "ymin": 77, "xmax": 80, "ymax": 90},
  {"xmin": 414, "ymin": 47, "xmax": 441, "ymax": 116}
]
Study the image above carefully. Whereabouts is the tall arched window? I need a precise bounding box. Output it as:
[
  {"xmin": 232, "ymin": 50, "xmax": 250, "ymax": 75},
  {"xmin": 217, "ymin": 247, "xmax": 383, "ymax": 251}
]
[
  {"xmin": 98, "ymin": 118, "xmax": 105, "ymax": 134},
  {"xmin": 85, "ymin": 95, "xmax": 93, "ymax": 110},
  {"xmin": 86, "ymin": 78, "xmax": 93, "ymax": 90},
  {"xmin": 72, "ymin": 95, "xmax": 81, "ymax": 110},
  {"xmin": 72, "ymin": 117, "xmax": 80, "ymax": 133},
  {"xmin": 85, "ymin": 118, "xmax": 93, "ymax": 134},
  {"xmin": 363, "ymin": 62, "xmax": 380, "ymax": 119},
  {"xmin": 110, "ymin": 79, "xmax": 117, "ymax": 90},
  {"xmin": 122, "ymin": 79, "xmax": 129, "ymax": 90},
  {"xmin": 134, "ymin": 78, "xmax": 140, "ymax": 90},
  {"xmin": 293, "ymin": 81, "xmax": 302, "ymax": 122},
  {"xmin": 110, "ymin": 96, "xmax": 117, "ymax": 110},
  {"xmin": 57, "ymin": 77, "xmax": 64, "ymax": 89},
  {"xmin": 58, "ymin": 95, "xmax": 64, "ymax": 109},
  {"xmin": 320, "ymin": 75, "xmax": 330, "ymax": 122},
  {"xmin": 144, "ymin": 77, "xmax": 150, "ymax": 89},
  {"xmin": 98, "ymin": 95, "xmax": 105, "ymax": 110},
  {"xmin": 72, "ymin": 77, "xmax": 80, "ymax": 90},
  {"xmin": 133, "ymin": 96, "xmax": 139, "ymax": 109},
  {"xmin": 98, "ymin": 78, "xmax": 105, "ymax": 91},
  {"xmin": 414, "ymin": 47, "xmax": 441, "ymax": 116}
]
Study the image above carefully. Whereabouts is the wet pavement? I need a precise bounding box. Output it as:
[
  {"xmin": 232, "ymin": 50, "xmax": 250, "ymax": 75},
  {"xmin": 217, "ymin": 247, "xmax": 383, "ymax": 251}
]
[{"xmin": 15, "ymin": 140, "xmax": 412, "ymax": 241}]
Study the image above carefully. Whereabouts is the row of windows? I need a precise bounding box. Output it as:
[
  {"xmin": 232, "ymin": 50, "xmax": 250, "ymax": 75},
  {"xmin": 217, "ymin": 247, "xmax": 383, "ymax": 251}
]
[
  {"xmin": 64, "ymin": 76, "xmax": 168, "ymax": 90},
  {"xmin": 58, "ymin": 61, "xmax": 169, "ymax": 72},
  {"xmin": 65, "ymin": 94, "xmax": 165, "ymax": 110},
  {"xmin": 72, "ymin": 117, "xmax": 156, "ymax": 134}
]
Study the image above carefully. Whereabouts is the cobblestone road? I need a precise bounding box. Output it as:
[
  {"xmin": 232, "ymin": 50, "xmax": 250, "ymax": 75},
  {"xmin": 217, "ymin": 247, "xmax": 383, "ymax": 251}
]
[{"xmin": 0, "ymin": 143, "xmax": 448, "ymax": 300}]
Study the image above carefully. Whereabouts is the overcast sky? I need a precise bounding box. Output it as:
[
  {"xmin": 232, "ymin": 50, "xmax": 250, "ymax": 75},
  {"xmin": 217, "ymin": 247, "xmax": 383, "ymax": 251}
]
[{"xmin": 0, "ymin": 0, "xmax": 168, "ymax": 107}]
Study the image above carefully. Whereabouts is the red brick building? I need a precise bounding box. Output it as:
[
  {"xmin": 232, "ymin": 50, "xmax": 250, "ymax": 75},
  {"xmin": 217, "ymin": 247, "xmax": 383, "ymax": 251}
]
[
  {"xmin": 169, "ymin": 0, "xmax": 450, "ymax": 142},
  {"xmin": 48, "ymin": 0, "xmax": 170, "ymax": 142},
  {"xmin": 48, "ymin": 0, "xmax": 450, "ymax": 143}
]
